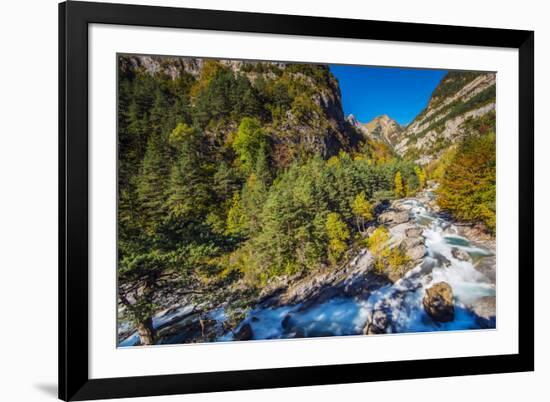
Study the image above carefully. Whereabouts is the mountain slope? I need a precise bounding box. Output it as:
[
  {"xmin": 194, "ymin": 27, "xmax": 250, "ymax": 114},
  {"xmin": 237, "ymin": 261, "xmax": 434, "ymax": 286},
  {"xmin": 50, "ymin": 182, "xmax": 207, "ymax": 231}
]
[
  {"xmin": 394, "ymin": 71, "xmax": 496, "ymax": 164},
  {"xmin": 119, "ymin": 55, "xmax": 359, "ymax": 168},
  {"xmin": 346, "ymin": 114, "xmax": 402, "ymax": 146}
]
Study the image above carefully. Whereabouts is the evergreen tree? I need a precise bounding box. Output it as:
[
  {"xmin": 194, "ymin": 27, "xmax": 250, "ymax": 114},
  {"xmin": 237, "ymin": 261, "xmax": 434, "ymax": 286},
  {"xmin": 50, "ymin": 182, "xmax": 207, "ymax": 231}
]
[
  {"xmin": 232, "ymin": 117, "xmax": 269, "ymax": 173},
  {"xmin": 136, "ymin": 136, "xmax": 170, "ymax": 234},
  {"xmin": 166, "ymin": 123, "xmax": 213, "ymax": 218}
]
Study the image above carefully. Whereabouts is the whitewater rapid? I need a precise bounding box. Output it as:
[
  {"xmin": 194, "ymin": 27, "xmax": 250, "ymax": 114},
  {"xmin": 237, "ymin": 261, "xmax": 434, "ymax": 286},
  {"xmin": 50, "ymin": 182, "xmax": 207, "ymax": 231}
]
[
  {"xmin": 119, "ymin": 193, "xmax": 496, "ymax": 346},
  {"xmin": 224, "ymin": 195, "xmax": 496, "ymax": 340}
]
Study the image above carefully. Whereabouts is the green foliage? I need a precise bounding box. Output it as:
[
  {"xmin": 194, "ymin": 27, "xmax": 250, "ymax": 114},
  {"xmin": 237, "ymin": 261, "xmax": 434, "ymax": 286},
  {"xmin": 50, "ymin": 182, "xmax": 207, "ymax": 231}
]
[
  {"xmin": 430, "ymin": 72, "xmax": 482, "ymax": 106},
  {"xmin": 232, "ymin": 117, "xmax": 269, "ymax": 173},
  {"xmin": 166, "ymin": 124, "xmax": 213, "ymax": 218},
  {"xmin": 437, "ymin": 132, "xmax": 496, "ymax": 232},
  {"xmin": 193, "ymin": 69, "xmax": 263, "ymax": 127},
  {"xmin": 117, "ymin": 55, "xmax": 439, "ymax": 336},
  {"xmin": 411, "ymin": 84, "xmax": 496, "ymax": 145}
]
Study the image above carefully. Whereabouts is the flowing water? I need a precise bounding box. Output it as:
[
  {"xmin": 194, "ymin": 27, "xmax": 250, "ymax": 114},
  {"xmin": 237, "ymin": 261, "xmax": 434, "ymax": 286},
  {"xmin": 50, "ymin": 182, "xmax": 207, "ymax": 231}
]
[
  {"xmin": 119, "ymin": 193, "xmax": 496, "ymax": 346},
  {"xmin": 221, "ymin": 194, "xmax": 496, "ymax": 340}
]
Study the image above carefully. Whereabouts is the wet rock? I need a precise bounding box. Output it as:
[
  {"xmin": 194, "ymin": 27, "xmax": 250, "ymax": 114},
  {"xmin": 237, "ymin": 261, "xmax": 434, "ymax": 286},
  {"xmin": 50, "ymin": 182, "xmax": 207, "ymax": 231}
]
[
  {"xmin": 423, "ymin": 282, "xmax": 455, "ymax": 322},
  {"xmin": 234, "ymin": 323, "xmax": 253, "ymax": 341},
  {"xmin": 433, "ymin": 252, "xmax": 452, "ymax": 268},
  {"xmin": 281, "ymin": 314, "xmax": 292, "ymax": 329},
  {"xmin": 363, "ymin": 310, "xmax": 388, "ymax": 335},
  {"xmin": 399, "ymin": 236, "xmax": 426, "ymax": 261},
  {"xmin": 469, "ymin": 296, "xmax": 496, "ymax": 328},
  {"xmin": 405, "ymin": 227, "xmax": 424, "ymax": 238},
  {"xmin": 378, "ymin": 210, "xmax": 410, "ymax": 226},
  {"xmin": 400, "ymin": 236, "xmax": 424, "ymax": 249},
  {"xmin": 406, "ymin": 244, "xmax": 427, "ymax": 261},
  {"xmin": 474, "ymin": 255, "xmax": 496, "ymax": 283},
  {"xmin": 451, "ymin": 247, "xmax": 471, "ymax": 262}
]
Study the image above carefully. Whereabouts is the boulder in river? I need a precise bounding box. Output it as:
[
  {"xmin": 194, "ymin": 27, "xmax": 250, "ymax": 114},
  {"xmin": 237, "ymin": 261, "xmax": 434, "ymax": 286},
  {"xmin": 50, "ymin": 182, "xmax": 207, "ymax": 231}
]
[
  {"xmin": 378, "ymin": 210, "xmax": 410, "ymax": 226},
  {"xmin": 405, "ymin": 226, "xmax": 424, "ymax": 238},
  {"xmin": 469, "ymin": 296, "xmax": 496, "ymax": 328},
  {"xmin": 451, "ymin": 247, "xmax": 471, "ymax": 262},
  {"xmin": 363, "ymin": 310, "xmax": 388, "ymax": 335},
  {"xmin": 423, "ymin": 282, "xmax": 455, "ymax": 322},
  {"xmin": 406, "ymin": 245, "xmax": 427, "ymax": 261},
  {"xmin": 399, "ymin": 236, "xmax": 426, "ymax": 262},
  {"xmin": 234, "ymin": 323, "xmax": 253, "ymax": 341}
]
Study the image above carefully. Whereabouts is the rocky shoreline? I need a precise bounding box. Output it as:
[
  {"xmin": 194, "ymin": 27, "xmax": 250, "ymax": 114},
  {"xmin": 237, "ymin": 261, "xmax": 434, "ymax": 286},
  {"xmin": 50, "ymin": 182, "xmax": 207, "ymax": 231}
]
[{"xmin": 119, "ymin": 189, "xmax": 496, "ymax": 346}]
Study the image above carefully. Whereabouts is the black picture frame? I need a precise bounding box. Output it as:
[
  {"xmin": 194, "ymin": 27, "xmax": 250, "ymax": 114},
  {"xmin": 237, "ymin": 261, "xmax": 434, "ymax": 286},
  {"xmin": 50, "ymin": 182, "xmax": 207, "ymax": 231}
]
[{"xmin": 59, "ymin": 1, "xmax": 534, "ymax": 400}]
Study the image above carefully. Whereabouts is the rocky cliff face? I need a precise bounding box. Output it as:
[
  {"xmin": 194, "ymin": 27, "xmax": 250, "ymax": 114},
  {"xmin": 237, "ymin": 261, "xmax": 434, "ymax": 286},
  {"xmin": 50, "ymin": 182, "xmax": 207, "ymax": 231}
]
[
  {"xmin": 346, "ymin": 114, "xmax": 402, "ymax": 146},
  {"xmin": 394, "ymin": 71, "xmax": 496, "ymax": 164},
  {"xmin": 119, "ymin": 54, "xmax": 352, "ymax": 162}
]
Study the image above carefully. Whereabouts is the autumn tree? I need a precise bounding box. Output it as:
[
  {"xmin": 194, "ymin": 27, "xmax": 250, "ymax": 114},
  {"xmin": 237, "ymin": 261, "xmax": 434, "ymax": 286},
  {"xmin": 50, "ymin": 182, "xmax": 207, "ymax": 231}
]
[
  {"xmin": 437, "ymin": 133, "xmax": 496, "ymax": 232},
  {"xmin": 351, "ymin": 191, "xmax": 374, "ymax": 233},
  {"xmin": 325, "ymin": 212, "xmax": 350, "ymax": 264},
  {"xmin": 394, "ymin": 171, "xmax": 404, "ymax": 198},
  {"xmin": 415, "ymin": 166, "xmax": 427, "ymax": 189}
]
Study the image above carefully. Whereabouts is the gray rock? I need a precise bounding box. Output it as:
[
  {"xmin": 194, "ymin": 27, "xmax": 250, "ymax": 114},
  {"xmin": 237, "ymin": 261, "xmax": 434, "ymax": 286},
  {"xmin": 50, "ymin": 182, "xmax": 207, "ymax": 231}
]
[
  {"xmin": 405, "ymin": 227, "xmax": 424, "ymax": 238},
  {"xmin": 378, "ymin": 210, "xmax": 410, "ymax": 226},
  {"xmin": 474, "ymin": 255, "xmax": 496, "ymax": 283},
  {"xmin": 406, "ymin": 244, "xmax": 427, "ymax": 261},
  {"xmin": 423, "ymin": 282, "xmax": 455, "ymax": 322},
  {"xmin": 432, "ymin": 252, "xmax": 452, "ymax": 268},
  {"xmin": 399, "ymin": 236, "xmax": 426, "ymax": 261},
  {"xmin": 470, "ymin": 296, "xmax": 496, "ymax": 328},
  {"xmin": 451, "ymin": 247, "xmax": 471, "ymax": 262},
  {"xmin": 234, "ymin": 323, "xmax": 253, "ymax": 341},
  {"xmin": 363, "ymin": 310, "xmax": 388, "ymax": 335},
  {"xmin": 400, "ymin": 237, "xmax": 424, "ymax": 250}
]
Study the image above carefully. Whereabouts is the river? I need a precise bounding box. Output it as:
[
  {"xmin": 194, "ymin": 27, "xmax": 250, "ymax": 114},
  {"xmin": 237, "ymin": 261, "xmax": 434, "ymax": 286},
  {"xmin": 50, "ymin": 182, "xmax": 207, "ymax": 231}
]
[{"xmin": 119, "ymin": 191, "xmax": 496, "ymax": 346}]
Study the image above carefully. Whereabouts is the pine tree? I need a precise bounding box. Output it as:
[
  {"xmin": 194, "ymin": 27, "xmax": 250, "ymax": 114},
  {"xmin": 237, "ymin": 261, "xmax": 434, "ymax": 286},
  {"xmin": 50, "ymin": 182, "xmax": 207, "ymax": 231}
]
[
  {"xmin": 136, "ymin": 136, "xmax": 170, "ymax": 235},
  {"xmin": 166, "ymin": 123, "xmax": 212, "ymax": 219},
  {"xmin": 226, "ymin": 192, "xmax": 247, "ymax": 236},
  {"xmin": 232, "ymin": 117, "xmax": 269, "ymax": 173}
]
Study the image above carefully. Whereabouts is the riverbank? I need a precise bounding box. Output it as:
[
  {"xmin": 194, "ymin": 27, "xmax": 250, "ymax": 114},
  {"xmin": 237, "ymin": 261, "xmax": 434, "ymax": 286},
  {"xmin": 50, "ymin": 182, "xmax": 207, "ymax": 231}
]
[{"xmin": 119, "ymin": 188, "xmax": 496, "ymax": 346}]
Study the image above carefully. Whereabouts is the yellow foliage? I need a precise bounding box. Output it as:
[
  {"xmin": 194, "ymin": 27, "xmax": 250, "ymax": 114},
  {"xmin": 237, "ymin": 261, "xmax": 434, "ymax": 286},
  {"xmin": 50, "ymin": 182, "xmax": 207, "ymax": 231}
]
[
  {"xmin": 325, "ymin": 212, "xmax": 350, "ymax": 263},
  {"xmin": 394, "ymin": 171, "xmax": 404, "ymax": 198},
  {"xmin": 351, "ymin": 191, "xmax": 374, "ymax": 221},
  {"xmin": 415, "ymin": 166, "xmax": 427, "ymax": 189},
  {"xmin": 168, "ymin": 123, "xmax": 194, "ymax": 148},
  {"xmin": 367, "ymin": 226, "xmax": 410, "ymax": 274},
  {"xmin": 367, "ymin": 227, "xmax": 390, "ymax": 256},
  {"xmin": 225, "ymin": 192, "xmax": 247, "ymax": 236},
  {"xmin": 326, "ymin": 155, "xmax": 340, "ymax": 167}
]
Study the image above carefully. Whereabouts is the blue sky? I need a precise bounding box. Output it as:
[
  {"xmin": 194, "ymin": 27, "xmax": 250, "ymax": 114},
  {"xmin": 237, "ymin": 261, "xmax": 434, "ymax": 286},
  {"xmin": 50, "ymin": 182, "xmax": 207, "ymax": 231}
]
[{"xmin": 329, "ymin": 65, "xmax": 447, "ymax": 126}]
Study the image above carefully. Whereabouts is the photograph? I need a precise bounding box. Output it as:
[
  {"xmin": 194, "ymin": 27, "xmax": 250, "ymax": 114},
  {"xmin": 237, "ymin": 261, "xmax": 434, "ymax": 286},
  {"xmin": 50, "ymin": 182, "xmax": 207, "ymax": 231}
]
[{"xmin": 116, "ymin": 54, "xmax": 497, "ymax": 347}]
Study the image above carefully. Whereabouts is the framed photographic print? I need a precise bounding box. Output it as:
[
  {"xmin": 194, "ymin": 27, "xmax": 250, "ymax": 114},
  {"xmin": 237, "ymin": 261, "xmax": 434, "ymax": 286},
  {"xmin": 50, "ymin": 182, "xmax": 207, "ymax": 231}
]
[{"xmin": 59, "ymin": 1, "xmax": 534, "ymax": 400}]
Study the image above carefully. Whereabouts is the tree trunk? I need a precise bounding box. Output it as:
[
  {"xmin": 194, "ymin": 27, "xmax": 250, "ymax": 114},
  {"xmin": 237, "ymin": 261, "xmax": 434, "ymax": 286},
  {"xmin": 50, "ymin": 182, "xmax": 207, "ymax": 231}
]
[{"xmin": 136, "ymin": 317, "xmax": 156, "ymax": 345}]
